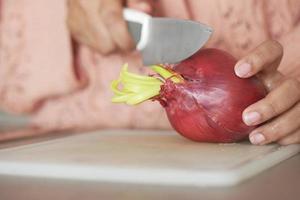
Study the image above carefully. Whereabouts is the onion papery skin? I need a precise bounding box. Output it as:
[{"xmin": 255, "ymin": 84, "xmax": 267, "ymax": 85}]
[{"xmin": 158, "ymin": 49, "xmax": 267, "ymax": 143}]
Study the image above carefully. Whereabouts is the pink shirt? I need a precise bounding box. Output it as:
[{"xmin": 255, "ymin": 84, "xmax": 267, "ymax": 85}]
[{"xmin": 0, "ymin": 0, "xmax": 300, "ymax": 140}]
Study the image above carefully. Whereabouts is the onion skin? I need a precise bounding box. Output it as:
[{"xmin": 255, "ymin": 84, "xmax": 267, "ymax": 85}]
[{"xmin": 159, "ymin": 48, "xmax": 267, "ymax": 142}]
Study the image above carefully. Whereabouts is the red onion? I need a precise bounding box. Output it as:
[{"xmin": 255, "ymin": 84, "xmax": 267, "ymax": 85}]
[{"xmin": 111, "ymin": 48, "xmax": 267, "ymax": 143}]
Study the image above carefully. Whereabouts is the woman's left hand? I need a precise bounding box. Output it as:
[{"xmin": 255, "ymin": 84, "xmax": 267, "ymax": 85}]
[{"xmin": 234, "ymin": 40, "xmax": 300, "ymax": 145}]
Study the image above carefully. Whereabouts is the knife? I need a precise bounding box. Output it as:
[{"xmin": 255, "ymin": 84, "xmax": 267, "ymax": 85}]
[{"xmin": 123, "ymin": 8, "xmax": 213, "ymax": 66}]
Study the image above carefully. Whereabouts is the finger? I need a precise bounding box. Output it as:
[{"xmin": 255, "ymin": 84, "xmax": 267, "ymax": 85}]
[
  {"xmin": 249, "ymin": 102, "xmax": 300, "ymax": 145},
  {"xmin": 84, "ymin": 0, "xmax": 117, "ymax": 54},
  {"xmin": 67, "ymin": 10, "xmax": 96, "ymax": 51},
  {"xmin": 85, "ymin": 19, "xmax": 116, "ymax": 54},
  {"xmin": 67, "ymin": 0, "xmax": 91, "ymax": 42},
  {"xmin": 67, "ymin": 0, "xmax": 116, "ymax": 54},
  {"xmin": 127, "ymin": 0, "xmax": 154, "ymax": 14},
  {"xmin": 278, "ymin": 129, "xmax": 300, "ymax": 145},
  {"xmin": 243, "ymin": 78, "xmax": 300, "ymax": 126},
  {"xmin": 234, "ymin": 40, "xmax": 283, "ymax": 78},
  {"xmin": 100, "ymin": 0, "xmax": 135, "ymax": 52}
]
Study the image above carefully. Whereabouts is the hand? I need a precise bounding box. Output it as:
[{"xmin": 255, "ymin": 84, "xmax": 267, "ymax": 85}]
[
  {"xmin": 66, "ymin": 0, "xmax": 153, "ymax": 54},
  {"xmin": 235, "ymin": 40, "xmax": 300, "ymax": 145}
]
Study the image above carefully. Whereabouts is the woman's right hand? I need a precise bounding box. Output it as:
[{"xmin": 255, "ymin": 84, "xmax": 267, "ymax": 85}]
[{"xmin": 67, "ymin": 0, "xmax": 153, "ymax": 55}]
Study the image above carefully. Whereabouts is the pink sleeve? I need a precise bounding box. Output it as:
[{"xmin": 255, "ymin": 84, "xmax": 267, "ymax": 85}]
[
  {"xmin": 0, "ymin": 0, "xmax": 80, "ymax": 114},
  {"xmin": 0, "ymin": 0, "xmax": 170, "ymax": 140}
]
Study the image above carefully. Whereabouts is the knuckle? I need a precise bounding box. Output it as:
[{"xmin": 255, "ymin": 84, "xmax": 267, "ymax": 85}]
[
  {"xmin": 264, "ymin": 95, "xmax": 281, "ymax": 116},
  {"xmin": 72, "ymin": 34, "xmax": 84, "ymax": 44},
  {"xmin": 285, "ymin": 78, "xmax": 300, "ymax": 94},
  {"xmin": 263, "ymin": 124, "xmax": 282, "ymax": 142},
  {"xmin": 102, "ymin": 10, "xmax": 122, "ymax": 26},
  {"xmin": 99, "ymin": 45, "xmax": 116, "ymax": 55},
  {"xmin": 120, "ymin": 38, "xmax": 135, "ymax": 51},
  {"xmin": 68, "ymin": 25, "xmax": 83, "ymax": 40},
  {"xmin": 248, "ymin": 40, "xmax": 283, "ymax": 70},
  {"xmin": 92, "ymin": 33, "xmax": 116, "ymax": 54},
  {"xmin": 267, "ymin": 40, "xmax": 283, "ymax": 57}
]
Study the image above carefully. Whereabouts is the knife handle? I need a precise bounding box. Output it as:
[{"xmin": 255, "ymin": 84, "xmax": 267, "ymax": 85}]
[{"xmin": 123, "ymin": 8, "xmax": 150, "ymax": 50}]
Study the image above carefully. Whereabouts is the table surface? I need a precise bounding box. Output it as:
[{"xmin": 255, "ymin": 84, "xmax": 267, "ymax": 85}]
[{"xmin": 0, "ymin": 132, "xmax": 299, "ymax": 200}]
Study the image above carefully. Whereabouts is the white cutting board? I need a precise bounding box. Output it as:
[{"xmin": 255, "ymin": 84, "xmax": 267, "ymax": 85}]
[{"xmin": 0, "ymin": 129, "xmax": 299, "ymax": 187}]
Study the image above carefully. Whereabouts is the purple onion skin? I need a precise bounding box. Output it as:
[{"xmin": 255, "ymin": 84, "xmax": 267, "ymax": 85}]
[{"xmin": 159, "ymin": 48, "xmax": 267, "ymax": 143}]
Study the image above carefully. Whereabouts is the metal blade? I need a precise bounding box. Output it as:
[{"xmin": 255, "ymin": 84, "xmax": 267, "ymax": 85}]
[{"xmin": 141, "ymin": 18, "xmax": 212, "ymax": 66}]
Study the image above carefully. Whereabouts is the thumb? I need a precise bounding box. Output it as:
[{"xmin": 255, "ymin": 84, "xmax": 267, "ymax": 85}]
[{"xmin": 126, "ymin": 0, "xmax": 154, "ymax": 14}]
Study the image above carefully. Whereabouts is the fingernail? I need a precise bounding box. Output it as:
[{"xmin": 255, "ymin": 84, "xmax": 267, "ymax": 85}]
[
  {"xmin": 235, "ymin": 62, "xmax": 252, "ymax": 77},
  {"xmin": 243, "ymin": 111, "xmax": 261, "ymax": 125},
  {"xmin": 250, "ymin": 133, "xmax": 265, "ymax": 145}
]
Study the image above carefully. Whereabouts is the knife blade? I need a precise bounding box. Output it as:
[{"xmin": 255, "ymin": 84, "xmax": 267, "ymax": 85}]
[{"xmin": 123, "ymin": 8, "xmax": 213, "ymax": 66}]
